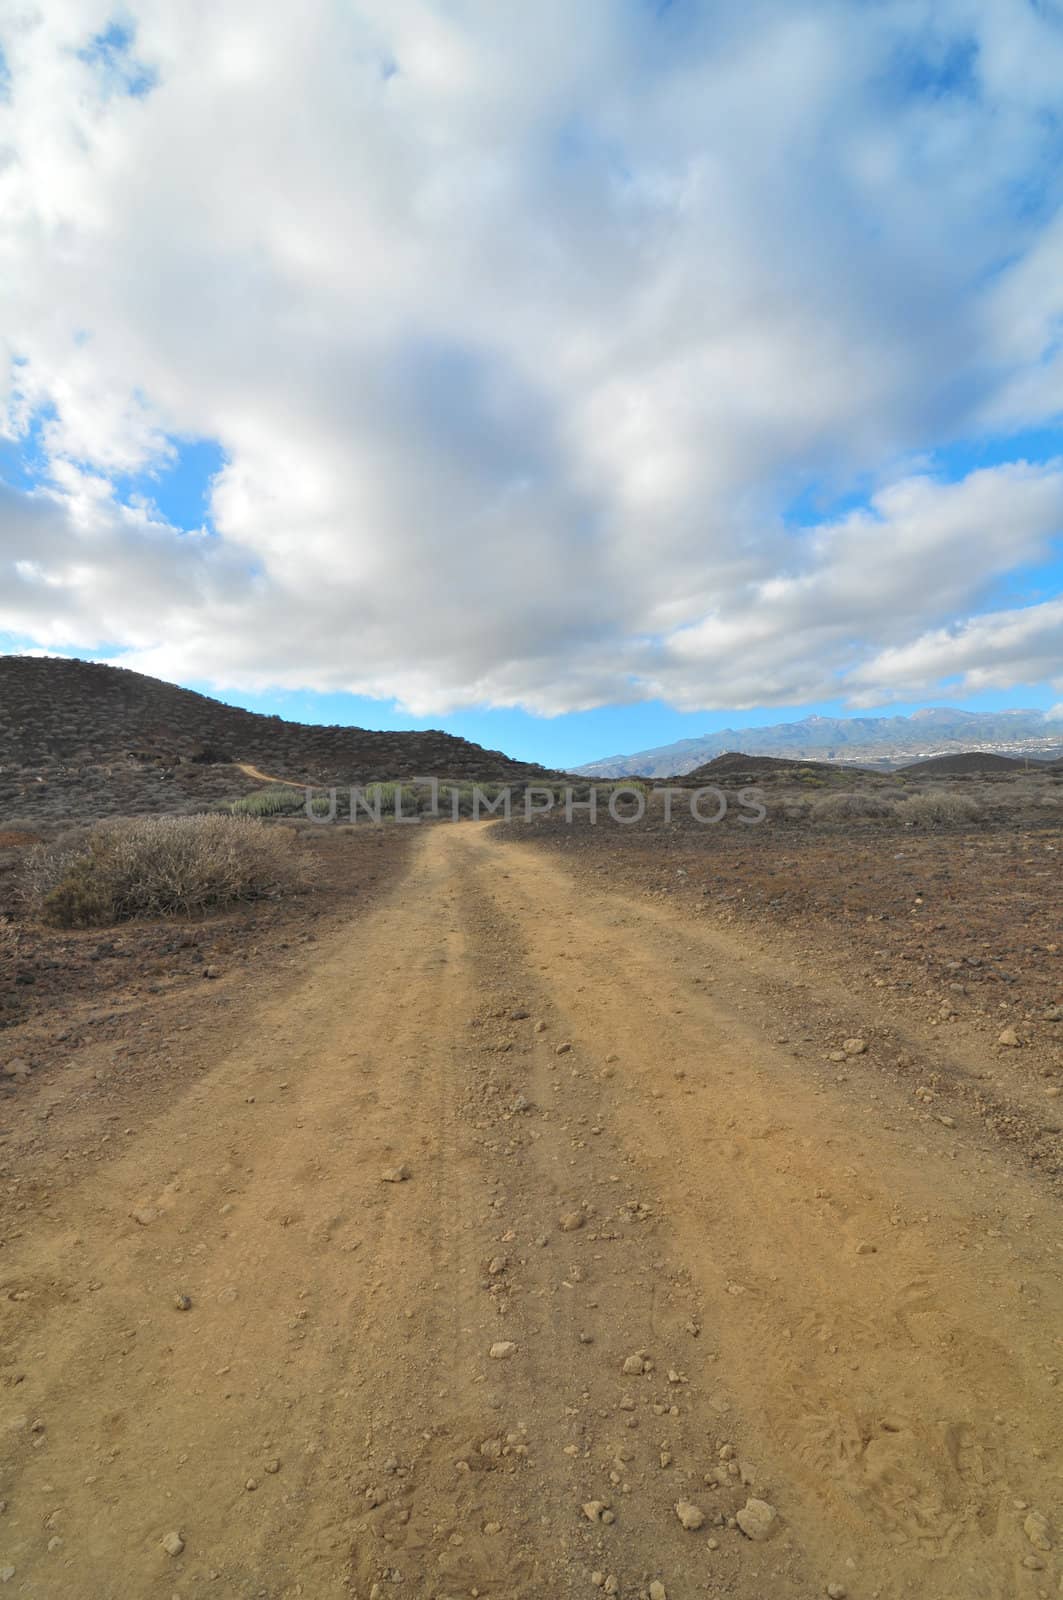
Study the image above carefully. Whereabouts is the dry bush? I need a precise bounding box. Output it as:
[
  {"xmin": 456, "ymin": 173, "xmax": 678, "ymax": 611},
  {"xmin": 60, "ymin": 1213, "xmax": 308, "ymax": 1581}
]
[
  {"xmin": 810, "ymin": 791, "xmax": 898, "ymax": 822},
  {"xmin": 0, "ymin": 916, "xmax": 16, "ymax": 956},
  {"xmin": 24, "ymin": 814, "xmax": 303, "ymax": 927},
  {"xmin": 894, "ymin": 790, "xmax": 982, "ymax": 827}
]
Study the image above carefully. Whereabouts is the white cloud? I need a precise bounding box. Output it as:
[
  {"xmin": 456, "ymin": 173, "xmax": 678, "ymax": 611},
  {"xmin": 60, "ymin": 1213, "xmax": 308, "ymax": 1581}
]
[{"xmin": 0, "ymin": 0, "xmax": 1062, "ymax": 715}]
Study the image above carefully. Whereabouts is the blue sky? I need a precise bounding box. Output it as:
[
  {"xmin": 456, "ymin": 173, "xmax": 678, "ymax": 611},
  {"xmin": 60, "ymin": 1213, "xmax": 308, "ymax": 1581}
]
[{"xmin": 2, "ymin": 0, "xmax": 1063, "ymax": 765}]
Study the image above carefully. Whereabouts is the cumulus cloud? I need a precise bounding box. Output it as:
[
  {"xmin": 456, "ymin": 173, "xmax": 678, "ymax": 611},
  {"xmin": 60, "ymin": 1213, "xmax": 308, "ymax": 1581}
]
[{"xmin": 1, "ymin": 0, "xmax": 1062, "ymax": 714}]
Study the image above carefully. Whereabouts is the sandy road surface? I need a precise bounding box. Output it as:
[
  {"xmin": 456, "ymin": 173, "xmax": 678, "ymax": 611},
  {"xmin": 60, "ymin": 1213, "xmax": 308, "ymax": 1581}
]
[{"xmin": 1, "ymin": 824, "xmax": 1061, "ymax": 1599}]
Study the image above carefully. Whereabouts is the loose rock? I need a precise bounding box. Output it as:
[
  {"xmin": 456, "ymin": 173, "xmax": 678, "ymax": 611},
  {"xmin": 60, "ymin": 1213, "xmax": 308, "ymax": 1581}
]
[
  {"xmin": 161, "ymin": 1531, "xmax": 185, "ymax": 1557},
  {"xmin": 1024, "ymin": 1509, "xmax": 1052, "ymax": 1551},
  {"xmin": 675, "ymin": 1500, "xmax": 705, "ymax": 1531},
  {"xmin": 489, "ymin": 1341, "xmax": 518, "ymax": 1360},
  {"xmin": 736, "ymin": 1497, "xmax": 778, "ymax": 1541},
  {"xmin": 381, "ymin": 1164, "xmax": 411, "ymax": 1183}
]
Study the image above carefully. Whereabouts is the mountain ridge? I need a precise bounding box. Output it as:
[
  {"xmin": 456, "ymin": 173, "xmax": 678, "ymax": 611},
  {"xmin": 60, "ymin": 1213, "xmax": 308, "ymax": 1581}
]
[{"xmin": 573, "ymin": 708, "xmax": 1063, "ymax": 777}]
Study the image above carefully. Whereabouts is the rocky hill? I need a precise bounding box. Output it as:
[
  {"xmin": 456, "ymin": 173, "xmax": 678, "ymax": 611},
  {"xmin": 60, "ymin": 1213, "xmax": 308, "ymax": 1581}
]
[
  {"xmin": 894, "ymin": 751, "xmax": 1049, "ymax": 777},
  {"xmin": 0, "ymin": 656, "xmax": 555, "ymax": 823}
]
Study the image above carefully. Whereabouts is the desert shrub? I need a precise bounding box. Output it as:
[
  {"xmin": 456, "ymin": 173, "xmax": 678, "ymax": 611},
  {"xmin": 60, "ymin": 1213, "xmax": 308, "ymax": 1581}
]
[
  {"xmin": 231, "ymin": 786, "xmax": 306, "ymax": 817},
  {"xmin": 362, "ymin": 782, "xmax": 419, "ymax": 814},
  {"xmin": 233, "ymin": 786, "xmax": 334, "ymax": 819},
  {"xmin": 0, "ymin": 916, "xmax": 16, "ymax": 955},
  {"xmin": 894, "ymin": 790, "xmax": 982, "ymax": 827},
  {"xmin": 24, "ymin": 814, "xmax": 302, "ymax": 927},
  {"xmin": 811, "ymin": 791, "xmax": 898, "ymax": 822}
]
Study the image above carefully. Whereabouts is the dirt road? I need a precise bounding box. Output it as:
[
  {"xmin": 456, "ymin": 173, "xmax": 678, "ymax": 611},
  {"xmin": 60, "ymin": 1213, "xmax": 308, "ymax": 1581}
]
[{"xmin": 2, "ymin": 824, "xmax": 1061, "ymax": 1598}]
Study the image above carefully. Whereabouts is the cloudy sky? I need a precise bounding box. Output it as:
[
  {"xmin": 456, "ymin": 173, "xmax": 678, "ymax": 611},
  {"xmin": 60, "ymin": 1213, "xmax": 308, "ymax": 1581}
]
[{"xmin": 2, "ymin": 0, "xmax": 1063, "ymax": 764}]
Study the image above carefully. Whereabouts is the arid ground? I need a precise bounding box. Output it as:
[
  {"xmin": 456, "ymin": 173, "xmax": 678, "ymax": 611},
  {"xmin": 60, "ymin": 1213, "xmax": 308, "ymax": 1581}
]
[{"xmin": 1, "ymin": 812, "xmax": 1061, "ymax": 1600}]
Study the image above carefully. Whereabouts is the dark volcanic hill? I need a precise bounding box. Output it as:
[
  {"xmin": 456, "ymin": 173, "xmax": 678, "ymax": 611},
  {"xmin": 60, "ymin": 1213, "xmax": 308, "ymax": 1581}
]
[
  {"xmin": 894, "ymin": 751, "xmax": 1048, "ymax": 777},
  {"xmin": 681, "ymin": 750, "xmax": 881, "ymax": 788},
  {"xmin": 0, "ymin": 657, "xmax": 555, "ymax": 822}
]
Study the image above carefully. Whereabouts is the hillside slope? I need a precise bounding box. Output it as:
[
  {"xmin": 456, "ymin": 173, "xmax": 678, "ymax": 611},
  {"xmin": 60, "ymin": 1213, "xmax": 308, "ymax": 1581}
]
[
  {"xmin": 0, "ymin": 656, "xmax": 557, "ymax": 822},
  {"xmin": 0, "ymin": 656, "xmax": 550, "ymax": 782}
]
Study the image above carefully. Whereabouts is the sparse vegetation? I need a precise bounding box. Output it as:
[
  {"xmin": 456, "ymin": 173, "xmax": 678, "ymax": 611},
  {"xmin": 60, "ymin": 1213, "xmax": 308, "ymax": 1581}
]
[
  {"xmin": 231, "ymin": 786, "xmax": 307, "ymax": 817},
  {"xmin": 24, "ymin": 814, "xmax": 303, "ymax": 927},
  {"xmin": 894, "ymin": 790, "xmax": 982, "ymax": 827},
  {"xmin": 811, "ymin": 791, "xmax": 898, "ymax": 821},
  {"xmin": 232, "ymin": 786, "xmax": 333, "ymax": 818}
]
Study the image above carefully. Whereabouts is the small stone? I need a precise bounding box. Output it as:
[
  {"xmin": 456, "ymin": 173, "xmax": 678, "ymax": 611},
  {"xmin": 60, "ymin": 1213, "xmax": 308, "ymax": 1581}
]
[
  {"xmin": 173, "ymin": 1293, "xmax": 192, "ymax": 1311},
  {"xmin": 0, "ymin": 1568, "xmax": 13, "ymax": 1583},
  {"xmin": 131, "ymin": 1207, "xmax": 158, "ymax": 1226},
  {"xmin": 161, "ymin": 1531, "xmax": 185, "ymax": 1557},
  {"xmin": 675, "ymin": 1500, "xmax": 705, "ymax": 1531},
  {"xmin": 622, "ymin": 1354, "xmax": 645, "ymax": 1376},
  {"xmin": 489, "ymin": 1341, "xmax": 518, "ymax": 1360},
  {"xmin": 245, "ymin": 1477, "xmax": 258, "ymax": 1491},
  {"xmin": 649, "ymin": 1584, "xmax": 667, "ymax": 1600},
  {"xmin": 510, "ymin": 1094, "xmax": 530, "ymax": 1113},
  {"xmin": 842, "ymin": 1038, "xmax": 867, "ymax": 1055},
  {"xmin": 202, "ymin": 965, "xmax": 221, "ymax": 980},
  {"xmin": 484, "ymin": 1520, "xmax": 501, "ymax": 1535},
  {"xmin": 381, "ymin": 1164, "xmax": 411, "ymax": 1183},
  {"xmin": 556, "ymin": 1042, "xmax": 572, "ymax": 1055},
  {"xmin": 534, "ymin": 1020, "xmax": 547, "ymax": 1033},
  {"xmin": 559, "ymin": 1211, "xmax": 584, "ymax": 1232},
  {"xmin": 827, "ymin": 1586, "xmax": 848, "ymax": 1599},
  {"xmin": 265, "ymin": 1458, "xmax": 280, "ymax": 1474},
  {"xmin": 1024, "ymin": 1510, "xmax": 1052, "ymax": 1551},
  {"xmin": 736, "ymin": 1497, "xmax": 778, "ymax": 1541},
  {"xmin": 855, "ymin": 1241, "xmax": 877, "ymax": 1255},
  {"xmin": 583, "ymin": 1500, "xmax": 607, "ymax": 1522},
  {"xmin": 997, "ymin": 1027, "xmax": 1021, "ymax": 1047}
]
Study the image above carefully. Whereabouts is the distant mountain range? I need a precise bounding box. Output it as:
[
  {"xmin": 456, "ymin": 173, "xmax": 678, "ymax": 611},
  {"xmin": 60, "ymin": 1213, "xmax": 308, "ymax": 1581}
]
[{"xmin": 573, "ymin": 708, "xmax": 1063, "ymax": 778}]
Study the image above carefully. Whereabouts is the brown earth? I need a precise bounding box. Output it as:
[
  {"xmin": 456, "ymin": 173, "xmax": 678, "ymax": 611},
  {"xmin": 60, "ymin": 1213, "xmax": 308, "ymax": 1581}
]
[
  {"xmin": 0, "ymin": 657, "xmax": 560, "ymax": 827},
  {"xmin": 1, "ymin": 818, "xmax": 1061, "ymax": 1599}
]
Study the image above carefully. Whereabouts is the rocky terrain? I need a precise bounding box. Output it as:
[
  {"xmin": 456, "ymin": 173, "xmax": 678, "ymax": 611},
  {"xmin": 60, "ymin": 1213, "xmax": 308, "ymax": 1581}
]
[
  {"xmin": 1, "ymin": 813, "xmax": 1061, "ymax": 1598},
  {"xmin": 0, "ymin": 657, "xmax": 557, "ymax": 824},
  {"xmin": 1, "ymin": 681, "xmax": 1062, "ymax": 1596}
]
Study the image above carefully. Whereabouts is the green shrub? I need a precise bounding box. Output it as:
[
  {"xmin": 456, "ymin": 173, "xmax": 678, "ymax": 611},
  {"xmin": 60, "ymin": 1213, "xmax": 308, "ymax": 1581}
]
[
  {"xmin": 24, "ymin": 814, "xmax": 302, "ymax": 927},
  {"xmin": 231, "ymin": 786, "xmax": 306, "ymax": 817}
]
